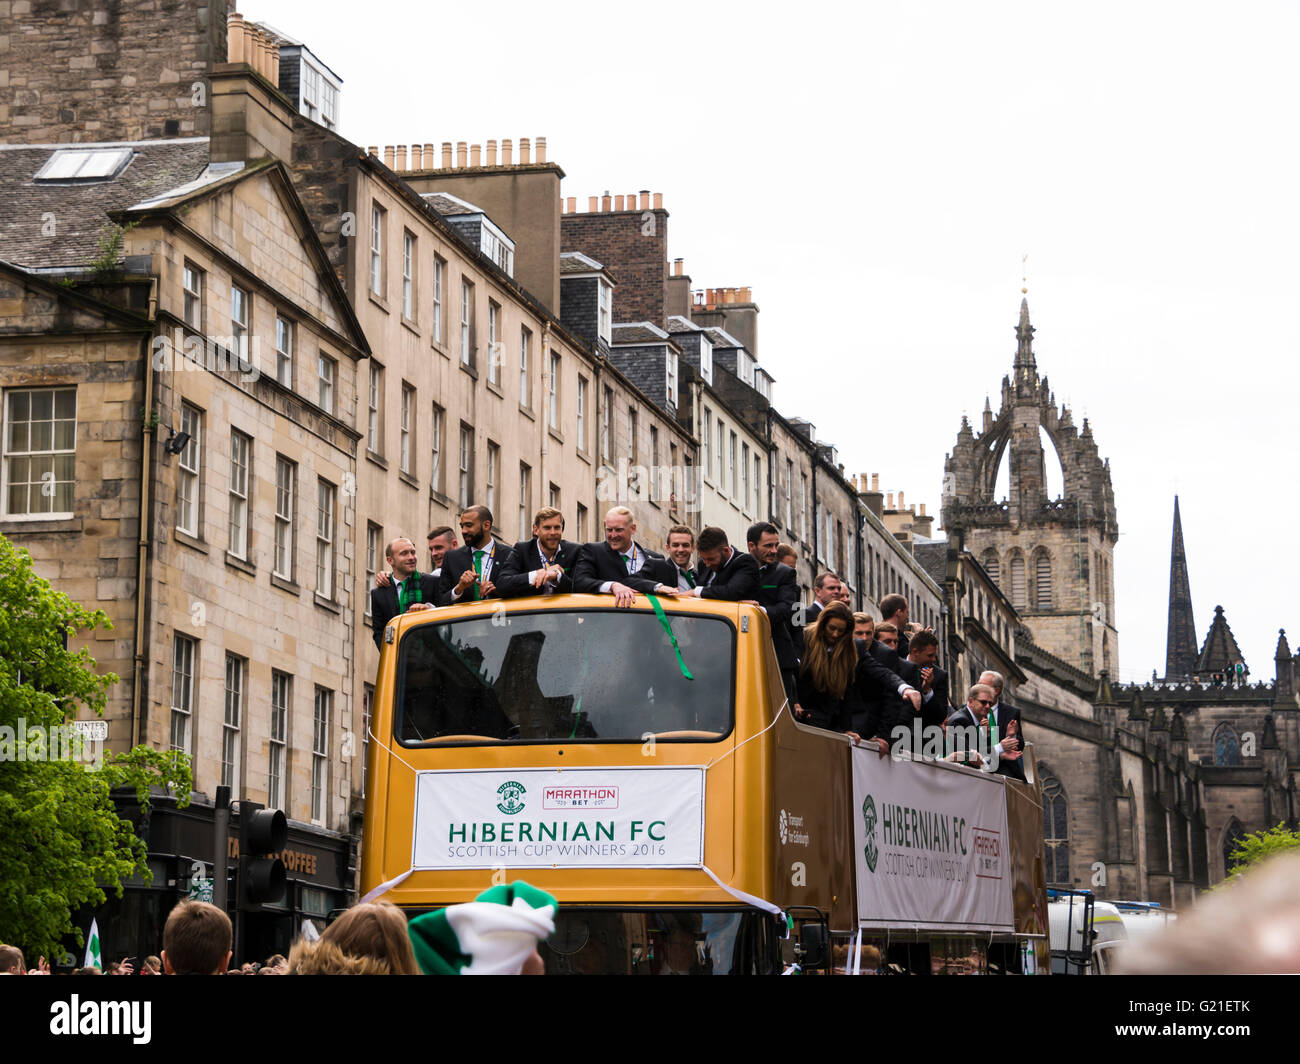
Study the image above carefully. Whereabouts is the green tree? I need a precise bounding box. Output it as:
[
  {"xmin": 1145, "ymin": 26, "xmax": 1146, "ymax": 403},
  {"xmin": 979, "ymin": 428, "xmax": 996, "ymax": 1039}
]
[
  {"xmin": 1226, "ymin": 822, "xmax": 1300, "ymax": 880},
  {"xmin": 0, "ymin": 534, "xmax": 191, "ymax": 960}
]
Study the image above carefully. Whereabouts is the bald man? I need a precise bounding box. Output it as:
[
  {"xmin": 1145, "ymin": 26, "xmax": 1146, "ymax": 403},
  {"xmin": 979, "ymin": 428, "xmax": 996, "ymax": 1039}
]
[{"xmin": 370, "ymin": 537, "xmax": 439, "ymax": 648}]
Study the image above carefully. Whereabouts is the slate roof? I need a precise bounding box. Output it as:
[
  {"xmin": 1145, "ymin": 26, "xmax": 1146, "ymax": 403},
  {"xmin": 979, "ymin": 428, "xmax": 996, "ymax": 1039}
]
[
  {"xmin": 420, "ymin": 191, "xmax": 486, "ymax": 218},
  {"xmin": 665, "ymin": 314, "xmax": 701, "ymax": 333},
  {"xmin": 0, "ymin": 138, "xmax": 211, "ymax": 269},
  {"xmin": 611, "ymin": 322, "xmax": 670, "ymax": 345},
  {"xmin": 559, "ymin": 251, "xmax": 605, "ymax": 275},
  {"xmin": 1198, "ymin": 605, "xmax": 1247, "ymax": 673},
  {"xmin": 704, "ymin": 325, "xmax": 745, "ymax": 349},
  {"xmin": 913, "ymin": 541, "xmax": 949, "ymax": 588}
]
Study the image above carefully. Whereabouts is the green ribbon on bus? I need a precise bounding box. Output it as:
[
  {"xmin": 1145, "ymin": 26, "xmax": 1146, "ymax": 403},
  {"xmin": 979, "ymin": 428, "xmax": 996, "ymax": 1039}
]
[{"xmin": 647, "ymin": 593, "xmax": 694, "ymax": 681}]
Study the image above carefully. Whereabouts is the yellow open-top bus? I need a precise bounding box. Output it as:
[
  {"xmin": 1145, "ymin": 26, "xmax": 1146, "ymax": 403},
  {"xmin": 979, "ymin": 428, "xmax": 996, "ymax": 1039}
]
[{"xmin": 362, "ymin": 593, "xmax": 1050, "ymax": 974}]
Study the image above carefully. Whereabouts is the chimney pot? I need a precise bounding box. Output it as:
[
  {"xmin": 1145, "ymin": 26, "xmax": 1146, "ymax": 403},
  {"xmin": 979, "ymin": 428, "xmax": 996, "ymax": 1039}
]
[
  {"xmin": 614, "ymin": 195, "xmax": 625, "ymax": 211},
  {"xmin": 899, "ymin": 491, "xmax": 905, "ymax": 509},
  {"xmin": 520, "ymin": 137, "xmax": 531, "ymax": 164},
  {"xmin": 502, "ymin": 138, "xmax": 512, "ymax": 165},
  {"xmin": 486, "ymin": 139, "xmax": 497, "ymax": 166},
  {"xmin": 627, "ymin": 192, "xmax": 637, "ymax": 211},
  {"xmin": 269, "ymin": 39, "xmax": 280, "ymax": 83},
  {"xmin": 588, "ymin": 196, "xmax": 598, "ymax": 212},
  {"xmin": 227, "ymin": 13, "xmax": 246, "ymax": 64},
  {"xmin": 640, "ymin": 190, "xmax": 651, "ymax": 209},
  {"xmin": 456, "ymin": 141, "xmax": 467, "ymax": 168},
  {"xmin": 395, "ymin": 145, "xmax": 407, "ymax": 171},
  {"xmin": 920, "ymin": 503, "xmax": 927, "ymax": 517},
  {"xmin": 470, "ymin": 143, "xmax": 481, "ymax": 168},
  {"xmin": 673, "ymin": 258, "xmax": 683, "ymax": 276},
  {"xmin": 367, "ymin": 145, "xmax": 378, "ymax": 158},
  {"xmin": 740, "ymin": 286, "xmax": 752, "ymax": 302},
  {"xmin": 653, "ymin": 192, "xmax": 663, "ymax": 209},
  {"xmin": 566, "ymin": 196, "xmax": 576, "ymax": 213},
  {"xmin": 424, "ymin": 142, "xmax": 435, "ymax": 168},
  {"xmin": 441, "ymin": 142, "xmax": 453, "ymax": 168},
  {"xmin": 601, "ymin": 193, "xmax": 612, "ymax": 212},
  {"xmin": 384, "ymin": 145, "xmax": 396, "ymax": 169},
  {"xmin": 410, "ymin": 144, "xmax": 423, "ymax": 169},
  {"xmin": 887, "ymin": 492, "xmax": 895, "ymax": 509},
  {"xmin": 536, "ymin": 136, "xmax": 547, "ymax": 163},
  {"xmin": 872, "ymin": 473, "xmax": 879, "ymax": 491}
]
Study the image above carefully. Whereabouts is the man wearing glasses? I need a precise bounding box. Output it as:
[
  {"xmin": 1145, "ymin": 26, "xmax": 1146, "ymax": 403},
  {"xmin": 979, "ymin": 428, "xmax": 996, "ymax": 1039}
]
[{"xmin": 945, "ymin": 682, "xmax": 1023, "ymax": 776}]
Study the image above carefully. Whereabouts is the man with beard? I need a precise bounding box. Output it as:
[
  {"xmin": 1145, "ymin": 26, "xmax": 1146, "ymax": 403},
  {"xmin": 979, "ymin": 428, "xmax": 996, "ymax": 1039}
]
[
  {"xmin": 439, "ymin": 505, "xmax": 513, "ymax": 604},
  {"xmin": 496, "ymin": 507, "xmax": 581, "ymax": 598}
]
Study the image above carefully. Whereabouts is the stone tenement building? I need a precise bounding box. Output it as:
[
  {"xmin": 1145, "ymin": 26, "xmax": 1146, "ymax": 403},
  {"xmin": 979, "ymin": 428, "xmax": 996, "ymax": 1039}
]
[{"xmin": 942, "ymin": 299, "xmax": 1119, "ymax": 676}]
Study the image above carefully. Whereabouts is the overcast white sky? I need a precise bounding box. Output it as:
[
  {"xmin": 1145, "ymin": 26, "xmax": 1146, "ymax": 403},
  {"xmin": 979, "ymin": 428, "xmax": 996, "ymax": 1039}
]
[{"xmin": 244, "ymin": 0, "xmax": 1299, "ymax": 684}]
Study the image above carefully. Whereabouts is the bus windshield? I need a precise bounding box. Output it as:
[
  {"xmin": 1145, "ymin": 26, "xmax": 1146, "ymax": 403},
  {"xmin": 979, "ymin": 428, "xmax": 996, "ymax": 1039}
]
[{"xmin": 394, "ymin": 608, "xmax": 735, "ymax": 744}]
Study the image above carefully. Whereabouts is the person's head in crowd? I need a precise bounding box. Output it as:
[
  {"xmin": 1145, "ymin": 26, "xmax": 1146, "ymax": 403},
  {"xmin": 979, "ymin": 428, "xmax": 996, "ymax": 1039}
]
[
  {"xmin": 908, "ymin": 630, "xmax": 939, "ymax": 667},
  {"xmin": 776, "ymin": 543, "xmax": 798, "ymax": 569},
  {"xmin": 240, "ymin": 961, "xmax": 258, "ymax": 975},
  {"xmin": 531, "ymin": 507, "xmax": 565, "ymax": 554},
  {"xmin": 459, "ymin": 505, "xmax": 494, "ymax": 550},
  {"xmin": 426, "ymin": 526, "xmax": 456, "ymax": 570},
  {"xmin": 0, "ymin": 944, "xmax": 24, "ymax": 974},
  {"xmin": 875, "ymin": 622, "xmax": 899, "ymax": 651},
  {"xmin": 665, "ymin": 525, "xmax": 695, "ymax": 570},
  {"xmin": 979, "ymin": 670, "xmax": 1005, "ymax": 703},
  {"xmin": 800, "ymin": 601, "xmax": 857, "ymax": 699},
  {"xmin": 696, "ymin": 526, "xmax": 732, "ymax": 572},
  {"xmin": 385, "ymin": 537, "xmax": 419, "ymax": 581},
  {"xmin": 965, "ymin": 683, "xmax": 997, "ymax": 722},
  {"xmin": 853, "ymin": 612, "xmax": 875, "ymax": 643},
  {"xmin": 746, "ymin": 521, "xmax": 780, "ymax": 566},
  {"xmin": 288, "ymin": 902, "xmax": 421, "ymax": 976},
  {"xmin": 1121, "ymin": 852, "xmax": 1300, "ymax": 974},
  {"xmin": 264, "ymin": 953, "xmax": 287, "ymax": 972},
  {"xmin": 813, "ymin": 572, "xmax": 842, "ymax": 607},
  {"xmin": 142, "ymin": 955, "xmax": 162, "ymax": 975},
  {"xmin": 879, "ymin": 593, "xmax": 909, "ymax": 630},
  {"xmin": 603, "ymin": 507, "xmax": 637, "ymax": 553},
  {"xmin": 105, "ymin": 960, "xmax": 120, "ymax": 975},
  {"xmin": 162, "ymin": 900, "xmax": 233, "ymax": 975},
  {"xmin": 835, "ymin": 583, "xmax": 851, "ymax": 605}
]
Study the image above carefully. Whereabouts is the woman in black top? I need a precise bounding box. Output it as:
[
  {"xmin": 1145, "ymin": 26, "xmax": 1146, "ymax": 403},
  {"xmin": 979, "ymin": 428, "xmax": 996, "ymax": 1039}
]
[{"xmin": 793, "ymin": 601, "xmax": 862, "ymax": 739}]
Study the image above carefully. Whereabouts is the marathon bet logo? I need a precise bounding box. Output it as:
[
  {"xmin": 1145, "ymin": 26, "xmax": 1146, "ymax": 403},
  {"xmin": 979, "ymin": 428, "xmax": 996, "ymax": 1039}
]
[
  {"xmin": 496, "ymin": 780, "xmax": 526, "ymax": 815},
  {"xmin": 862, "ymin": 795, "xmax": 879, "ymax": 872},
  {"xmin": 50, "ymin": 996, "xmax": 150, "ymax": 1044}
]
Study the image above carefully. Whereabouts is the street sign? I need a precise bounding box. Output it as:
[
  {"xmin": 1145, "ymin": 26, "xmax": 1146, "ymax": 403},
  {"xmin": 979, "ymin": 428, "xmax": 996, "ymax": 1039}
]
[{"xmin": 71, "ymin": 720, "xmax": 108, "ymax": 741}]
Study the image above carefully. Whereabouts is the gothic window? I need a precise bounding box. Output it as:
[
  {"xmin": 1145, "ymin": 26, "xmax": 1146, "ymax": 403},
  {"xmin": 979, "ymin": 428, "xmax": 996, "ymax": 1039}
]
[
  {"xmin": 982, "ymin": 549, "xmax": 1000, "ymax": 587},
  {"xmin": 1213, "ymin": 723, "xmax": 1240, "ymax": 767},
  {"xmin": 1034, "ymin": 550, "xmax": 1052, "ymax": 609},
  {"xmin": 1009, "ymin": 553, "xmax": 1026, "ymax": 610},
  {"xmin": 1103, "ymin": 631, "xmax": 1111, "ymax": 675},
  {"xmin": 1222, "ymin": 818, "xmax": 1246, "ymax": 874},
  {"xmin": 1042, "ymin": 774, "xmax": 1069, "ymax": 885}
]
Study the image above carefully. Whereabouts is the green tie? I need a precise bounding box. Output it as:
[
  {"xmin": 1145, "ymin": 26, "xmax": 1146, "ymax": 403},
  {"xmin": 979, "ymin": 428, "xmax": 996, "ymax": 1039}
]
[
  {"xmin": 685, "ymin": 570, "xmax": 695, "ymax": 588},
  {"xmin": 987, "ymin": 709, "xmax": 997, "ymax": 744},
  {"xmin": 473, "ymin": 549, "xmax": 485, "ymax": 601},
  {"xmin": 621, "ymin": 552, "xmax": 631, "ymax": 573}
]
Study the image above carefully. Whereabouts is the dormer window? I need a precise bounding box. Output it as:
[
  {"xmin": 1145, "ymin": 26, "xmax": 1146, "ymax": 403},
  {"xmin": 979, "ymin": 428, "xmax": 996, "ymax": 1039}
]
[
  {"xmin": 737, "ymin": 349, "xmax": 754, "ymax": 386},
  {"xmin": 699, "ymin": 337, "xmax": 713, "ymax": 384},
  {"xmin": 598, "ymin": 282, "xmax": 612, "ymax": 345},
  {"xmin": 666, "ymin": 351, "xmax": 678, "ymax": 407}
]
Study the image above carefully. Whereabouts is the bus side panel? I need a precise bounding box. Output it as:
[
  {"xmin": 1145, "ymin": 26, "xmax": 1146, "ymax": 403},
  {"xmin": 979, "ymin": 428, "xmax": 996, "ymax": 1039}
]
[
  {"xmin": 1005, "ymin": 776, "xmax": 1051, "ymax": 970},
  {"xmin": 771, "ymin": 708, "xmax": 856, "ymax": 930}
]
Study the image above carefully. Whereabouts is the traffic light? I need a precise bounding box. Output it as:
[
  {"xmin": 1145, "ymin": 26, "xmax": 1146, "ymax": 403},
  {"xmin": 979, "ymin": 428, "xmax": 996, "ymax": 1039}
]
[{"xmin": 238, "ymin": 801, "xmax": 287, "ymax": 910}]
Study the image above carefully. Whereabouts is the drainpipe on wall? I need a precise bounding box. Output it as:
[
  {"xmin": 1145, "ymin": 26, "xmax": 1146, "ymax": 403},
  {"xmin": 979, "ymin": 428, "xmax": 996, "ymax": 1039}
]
[{"xmin": 132, "ymin": 276, "xmax": 160, "ymax": 749}]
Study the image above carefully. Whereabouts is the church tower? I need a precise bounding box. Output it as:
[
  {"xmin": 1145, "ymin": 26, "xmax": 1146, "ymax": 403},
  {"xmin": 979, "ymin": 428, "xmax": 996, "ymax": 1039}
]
[{"xmin": 942, "ymin": 299, "xmax": 1120, "ymax": 675}]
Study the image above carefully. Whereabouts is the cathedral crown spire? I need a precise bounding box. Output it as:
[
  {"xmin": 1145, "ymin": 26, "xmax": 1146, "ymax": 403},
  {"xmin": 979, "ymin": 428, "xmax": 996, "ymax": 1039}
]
[{"xmin": 1164, "ymin": 495, "xmax": 1198, "ymax": 681}]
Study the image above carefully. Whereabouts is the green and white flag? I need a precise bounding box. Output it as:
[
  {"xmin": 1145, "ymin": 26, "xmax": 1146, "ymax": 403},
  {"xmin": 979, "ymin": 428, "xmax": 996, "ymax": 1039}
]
[
  {"xmin": 408, "ymin": 882, "xmax": 556, "ymax": 975},
  {"xmin": 83, "ymin": 918, "xmax": 102, "ymax": 970}
]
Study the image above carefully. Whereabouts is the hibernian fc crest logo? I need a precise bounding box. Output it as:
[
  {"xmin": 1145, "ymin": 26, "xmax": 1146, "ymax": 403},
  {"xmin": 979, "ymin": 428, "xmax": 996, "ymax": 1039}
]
[
  {"xmin": 862, "ymin": 794, "xmax": 878, "ymax": 873},
  {"xmin": 496, "ymin": 780, "xmax": 526, "ymax": 815}
]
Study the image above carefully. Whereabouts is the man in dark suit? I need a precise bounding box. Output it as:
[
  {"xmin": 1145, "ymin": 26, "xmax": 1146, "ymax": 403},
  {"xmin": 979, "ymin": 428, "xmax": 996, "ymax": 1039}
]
[
  {"xmin": 978, "ymin": 669, "xmax": 1025, "ymax": 781},
  {"xmin": 904, "ymin": 629, "xmax": 950, "ymax": 729},
  {"xmin": 746, "ymin": 521, "xmax": 799, "ymax": 701},
  {"xmin": 438, "ymin": 505, "xmax": 515, "ymax": 605},
  {"xmin": 879, "ymin": 593, "xmax": 912, "ymax": 657},
  {"xmin": 803, "ymin": 571, "xmax": 843, "ymax": 630},
  {"xmin": 663, "ymin": 525, "xmax": 697, "ymax": 591},
  {"xmin": 572, "ymin": 506, "xmax": 678, "ymax": 607},
  {"xmin": 495, "ymin": 506, "xmax": 581, "ymax": 598},
  {"xmin": 370, "ymin": 537, "xmax": 439, "ymax": 648},
  {"xmin": 686, "ymin": 526, "xmax": 760, "ymax": 601},
  {"xmin": 858, "ymin": 622, "xmax": 925, "ymax": 751}
]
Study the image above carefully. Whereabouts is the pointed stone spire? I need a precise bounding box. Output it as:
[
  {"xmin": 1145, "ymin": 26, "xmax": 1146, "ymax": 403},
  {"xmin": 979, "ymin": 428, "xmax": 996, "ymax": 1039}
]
[
  {"xmin": 1013, "ymin": 298, "xmax": 1037, "ymax": 393},
  {"xmin": 1197, "ymin": 604, "xmax": 1246, "ymax": 676},
  {"xmin": 1275, "ymin": 629, "xmax": 1295, "ymax": 706},
  {"xmin": 1164, "ymin": 496, "xmax": 1198, "ymax": 681}
]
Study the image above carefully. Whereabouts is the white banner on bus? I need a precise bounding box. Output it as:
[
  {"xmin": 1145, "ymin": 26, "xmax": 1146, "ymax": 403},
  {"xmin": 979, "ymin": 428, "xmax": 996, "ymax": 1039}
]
[
  {"xmin": 412, "ymin": 766, "xmax": 705, "ymax": 870},
  {"xmin": 851, "ymin": 750, "xmax": 1013, "ymax": 931}
]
